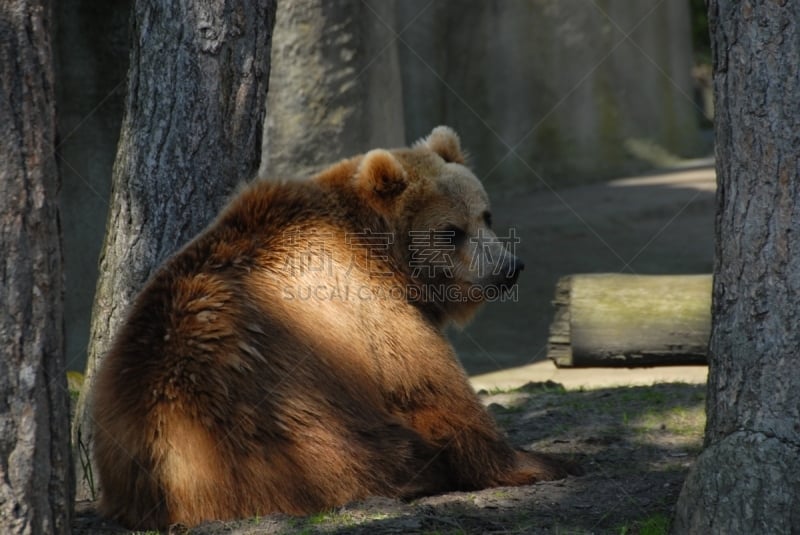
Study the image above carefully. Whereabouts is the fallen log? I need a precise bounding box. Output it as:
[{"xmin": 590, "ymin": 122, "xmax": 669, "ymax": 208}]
[{"xmin": 547, "ymin": 274, "xmax": 711, "ymax": 367}]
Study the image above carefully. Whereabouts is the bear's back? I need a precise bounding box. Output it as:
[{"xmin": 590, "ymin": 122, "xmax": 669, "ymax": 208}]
[{"xmin": 92, "ymin": 177, "xmax": 450, "ymax": 528}]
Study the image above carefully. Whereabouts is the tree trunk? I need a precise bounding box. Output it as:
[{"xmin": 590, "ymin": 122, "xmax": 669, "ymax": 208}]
[
  {"xmin": 259, "ymin": 0, "xmax": 404, "ymax": 179},
  {"xmin": 71, "ymin": 0, "xmax": 277, "ymax": 501},
  {"xmin": 674, "ymin": 2, "xmax": 800, "ymax": 532},
  {"xmin": 0, "ymin": 0, "xmax": 72, "ymax": 532}
]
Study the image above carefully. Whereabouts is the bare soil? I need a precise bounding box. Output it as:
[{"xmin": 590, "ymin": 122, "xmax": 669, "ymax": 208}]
[{"xmin": 73, "ymin": 381, "xmax": 705, "ymax": 535}]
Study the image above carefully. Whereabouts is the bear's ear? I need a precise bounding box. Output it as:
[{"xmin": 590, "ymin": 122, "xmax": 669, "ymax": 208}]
[
  {"xmin": 356, "ymin": 149, "xmax": 408, "ymax": 201},
  {"xmin": 420, "ymin": 126, "xmax": 466, "ymax": 164}
]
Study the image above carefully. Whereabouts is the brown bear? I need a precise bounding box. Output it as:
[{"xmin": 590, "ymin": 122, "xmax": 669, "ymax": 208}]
[{"xmin": 92, "ymin": 126, "xmax": 574, "ymax": 529}]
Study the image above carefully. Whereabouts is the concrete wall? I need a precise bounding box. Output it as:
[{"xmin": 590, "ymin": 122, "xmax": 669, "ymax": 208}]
[
  {"xmin": 398, "ymin": 0, "xmax": 704, "ymax": 195},
  {"xmin": 55, "ymin": 0, "xmax": 130, "ymax": 372}
]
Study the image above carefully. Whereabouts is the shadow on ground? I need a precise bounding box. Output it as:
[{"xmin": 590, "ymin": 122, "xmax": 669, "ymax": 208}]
[{"xmin": 74, "ymin": 382, "xmax": 705, "ymax": 534}]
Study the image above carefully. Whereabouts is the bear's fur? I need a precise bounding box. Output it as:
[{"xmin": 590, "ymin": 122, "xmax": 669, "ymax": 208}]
[{"xmin": 92, "ymin": 126, "xmax": 574, "ymax": 529}]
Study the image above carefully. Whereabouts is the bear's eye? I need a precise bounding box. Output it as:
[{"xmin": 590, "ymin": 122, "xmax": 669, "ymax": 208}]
[
  {"xmin": 482, "ymin": 211, "xmax": 493, "ymax": 228},
  {"xmin": 443, "ymin": 225, "xmax": 467, "ymax": 247}
]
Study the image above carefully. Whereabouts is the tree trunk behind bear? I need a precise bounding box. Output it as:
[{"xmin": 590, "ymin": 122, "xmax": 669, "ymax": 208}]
[
  {"xmin": 674, "ymin": 2, "xmax": 800, "ymax": 532},
  {"xmin": 259, "ymin": 0, "xmax": 405, "ymax": 179},
  {"xmin": 0, "ymin": 0, "xmax": 73, "ymax": 531},
  {"xmin": 71, "ymin": 0, "xmax": 278, "ymax": 501}
]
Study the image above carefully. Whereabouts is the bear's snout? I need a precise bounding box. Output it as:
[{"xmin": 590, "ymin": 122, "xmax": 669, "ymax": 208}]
[
  {"xmin": 511, "ymin": 257, "xmax": 525, "ymax": 275},
  {"xmin": 504, "ymin": 255, "xmax": 524, "ymax": 285},
  {"xmin": 479, "ymin": 252, "xmax": 523, "ymax": 290}
]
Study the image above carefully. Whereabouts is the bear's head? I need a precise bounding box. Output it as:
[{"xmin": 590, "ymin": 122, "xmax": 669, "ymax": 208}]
[{"xmin": 354, "ymin": 126, "xmax": 524, "ymax": 326}]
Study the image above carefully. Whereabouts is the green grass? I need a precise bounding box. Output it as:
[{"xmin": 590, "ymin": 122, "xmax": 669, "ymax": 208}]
[
  {"xmin": 632, "ymin": 405, "xmax": 705, "ymax": 437},
  {"xmin": 481, "ymin": 380, "xmax": 567, "ymax": 396},
  {"xmin": 289, "ymin": 508, "xmax": 395, "ymax": 532},
  {"xmin": 307, "ymin": 510, "xmax": 333, "ymax": 525},
  {"xmin": 618, "ymin": 512, "xmax": 671, "ymax": 535}
]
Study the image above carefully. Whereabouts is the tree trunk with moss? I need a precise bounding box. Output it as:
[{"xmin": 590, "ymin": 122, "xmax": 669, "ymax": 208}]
[
  {"xmin": 674, "ymin": 2, "xmax": 800, "ymax": 532},
  {"xmin": 0, "ymin": 0, "xmax": 72, "ymax": 531},
  {"xmin": 71, "ymin": 0, "xmax": 277, "ymax": 501}
]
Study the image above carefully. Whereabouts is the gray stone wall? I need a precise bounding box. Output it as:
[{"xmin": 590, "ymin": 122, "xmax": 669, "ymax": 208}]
[
  {"xmin": 398, "ymin": 0, "xmax": 704, "ymax": 195},
  {"xmin": 55, "ymin": 0, "xmax": 130, "ymax": 373}
]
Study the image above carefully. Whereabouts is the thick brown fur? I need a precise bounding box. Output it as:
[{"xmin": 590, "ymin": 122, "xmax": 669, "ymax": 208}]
[{"xmin": 92, "ymin": 126, "xmax": 576, "ymax": 530}]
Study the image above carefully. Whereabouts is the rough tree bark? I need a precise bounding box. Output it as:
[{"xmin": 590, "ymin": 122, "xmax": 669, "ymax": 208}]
[
  {"xmin": 71, "ymin": 0, "xmax": 277, "ymax": 501},
  {"xmin": 0, "ymin": 0, "xmax": 72, "ymax": 532},
  {"xmin": 260, "ymin": 0, "xmax": 404, "ymax": 179},
  {"xmin": 674, "ymin": 2, "xmax": 800, "ymax": 532}
]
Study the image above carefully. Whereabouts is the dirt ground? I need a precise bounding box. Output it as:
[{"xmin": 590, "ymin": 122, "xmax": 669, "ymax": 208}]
[{"xmin": 73, "ymin": 381, "xmax": 705, "ymax": 535}]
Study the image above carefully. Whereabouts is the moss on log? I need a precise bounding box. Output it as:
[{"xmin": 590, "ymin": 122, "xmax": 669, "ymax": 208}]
[{"xmin": 547, "ymin": 274, "xmax": 711, "ymax": 367}]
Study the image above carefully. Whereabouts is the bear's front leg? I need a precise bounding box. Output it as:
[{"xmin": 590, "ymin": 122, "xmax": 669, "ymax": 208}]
[
  {"xmin": 393, "ymin": 376, "xmax": 573, "ymax": 491},
  {"xmin": 501, "ymin": 449, "xmax": 579, "ymax": 486}
]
